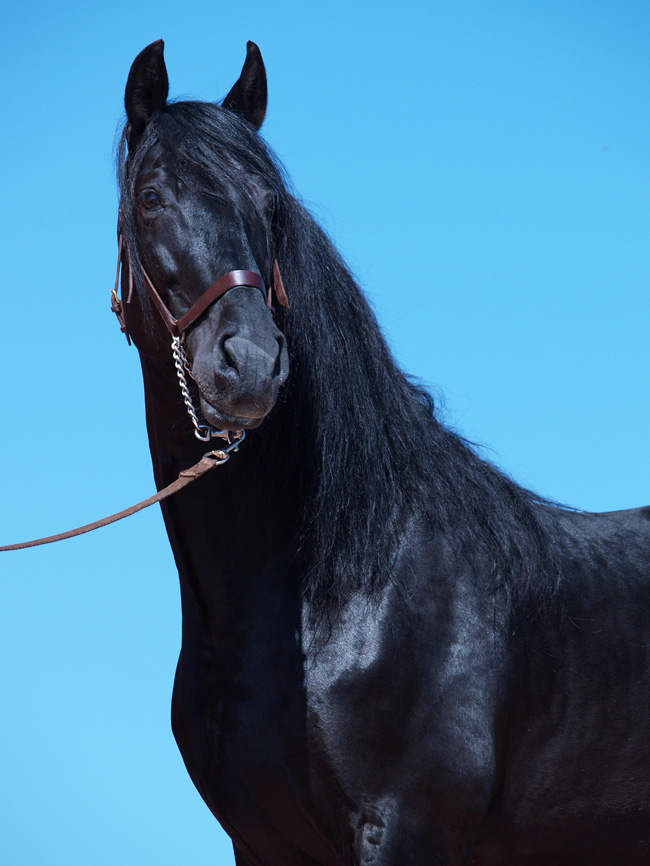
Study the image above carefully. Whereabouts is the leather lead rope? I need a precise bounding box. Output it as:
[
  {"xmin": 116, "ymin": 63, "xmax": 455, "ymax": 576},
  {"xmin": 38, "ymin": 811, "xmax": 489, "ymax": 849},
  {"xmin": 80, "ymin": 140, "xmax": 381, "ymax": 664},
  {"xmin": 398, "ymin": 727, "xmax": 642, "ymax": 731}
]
[
  {"xmin": 0, "ymin": 450, "xmax": 231, "ymax": 552},
  {"xmin": 2, "ymin": 221, "xmax": 288, "ymax": 554}
]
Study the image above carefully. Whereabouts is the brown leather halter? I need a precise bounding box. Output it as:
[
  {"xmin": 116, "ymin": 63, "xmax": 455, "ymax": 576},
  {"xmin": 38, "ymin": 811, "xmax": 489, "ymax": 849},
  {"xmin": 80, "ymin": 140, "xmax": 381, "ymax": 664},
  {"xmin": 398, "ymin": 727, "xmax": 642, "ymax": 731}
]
[
  {"xmin": 111, "ymin": 223, "xmax": 289, "ymax": 343},
  {"xmin": 111, "ymin": 220, "xmax": 291, "ymax": 446}
]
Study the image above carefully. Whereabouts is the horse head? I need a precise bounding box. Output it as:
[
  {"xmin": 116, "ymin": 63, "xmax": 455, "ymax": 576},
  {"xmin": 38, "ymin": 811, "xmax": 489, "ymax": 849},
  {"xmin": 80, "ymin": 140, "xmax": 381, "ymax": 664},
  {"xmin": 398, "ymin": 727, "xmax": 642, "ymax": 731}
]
[{"xmin": 119, "ymin": 40, "xmax": 289, "ymax": 433}]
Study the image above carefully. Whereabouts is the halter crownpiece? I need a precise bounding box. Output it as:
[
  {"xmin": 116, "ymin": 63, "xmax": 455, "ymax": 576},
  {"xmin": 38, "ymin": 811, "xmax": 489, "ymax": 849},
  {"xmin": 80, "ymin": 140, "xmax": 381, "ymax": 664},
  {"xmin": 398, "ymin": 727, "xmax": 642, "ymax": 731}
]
[{"xmin": 111, "ymin": 221, "xmax": 289, "ymax": 442}]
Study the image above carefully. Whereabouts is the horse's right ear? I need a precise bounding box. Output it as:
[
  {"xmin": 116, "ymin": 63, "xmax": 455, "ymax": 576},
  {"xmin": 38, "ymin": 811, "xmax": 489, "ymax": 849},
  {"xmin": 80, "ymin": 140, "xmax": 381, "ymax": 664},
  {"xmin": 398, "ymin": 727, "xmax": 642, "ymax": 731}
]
[{"xmin": 124, "ymin": 39, "xmax": 169, "ymax": 151}]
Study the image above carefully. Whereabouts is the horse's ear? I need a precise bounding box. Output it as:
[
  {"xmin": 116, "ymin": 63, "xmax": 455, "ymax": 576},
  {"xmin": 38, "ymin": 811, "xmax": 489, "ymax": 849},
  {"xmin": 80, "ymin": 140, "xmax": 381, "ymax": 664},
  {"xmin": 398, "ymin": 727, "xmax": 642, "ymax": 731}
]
[
  {"xmin": 124, "ymin": 39, "xmax": 169, "ymax": 151},
  {"xmin": 222, "ymin": 41, "xmax": 267, "ymax": 130}
]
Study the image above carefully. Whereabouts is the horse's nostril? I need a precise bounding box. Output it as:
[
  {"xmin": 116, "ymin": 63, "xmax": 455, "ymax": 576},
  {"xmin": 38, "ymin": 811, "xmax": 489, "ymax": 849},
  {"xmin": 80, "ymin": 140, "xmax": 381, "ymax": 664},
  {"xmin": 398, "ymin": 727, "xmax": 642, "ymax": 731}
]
[
  {"xmin": 222, "ymin": 336, "xmax": 277, "ymax": 379},
  {"xmin": 221, "ymin": 335, "xmax": 238, "ymax": 370},
  {"xmin": 274, "ymin": 334, "xmax": 288, "ymax": 381}
]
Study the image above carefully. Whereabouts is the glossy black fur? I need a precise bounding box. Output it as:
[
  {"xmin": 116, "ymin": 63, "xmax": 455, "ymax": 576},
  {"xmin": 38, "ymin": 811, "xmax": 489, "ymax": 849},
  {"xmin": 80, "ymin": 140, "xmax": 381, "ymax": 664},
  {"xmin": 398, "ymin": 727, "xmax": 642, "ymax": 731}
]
[{"xmin": 118, "ymin": 41, "xmax": 650, "ymax": 866}]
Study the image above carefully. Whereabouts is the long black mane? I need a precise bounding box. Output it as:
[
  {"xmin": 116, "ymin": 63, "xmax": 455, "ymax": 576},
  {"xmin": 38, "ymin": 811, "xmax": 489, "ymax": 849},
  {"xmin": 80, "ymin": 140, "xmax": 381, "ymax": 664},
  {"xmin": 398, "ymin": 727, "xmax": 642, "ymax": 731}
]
[{"xmin": 118, "ymin": 100, "xmax": 557, "ymax": 617}]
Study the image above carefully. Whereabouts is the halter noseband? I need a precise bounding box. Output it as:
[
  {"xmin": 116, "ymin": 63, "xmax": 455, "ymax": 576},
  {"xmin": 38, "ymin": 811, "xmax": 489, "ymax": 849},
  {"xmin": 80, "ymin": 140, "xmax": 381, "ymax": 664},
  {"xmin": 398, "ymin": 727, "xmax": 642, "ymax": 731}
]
[
  {"xmin": 111, "ymin": 222, "xmax": 289, "ymax": 442},
  {"xmin": 111, "ymin": 223, "xmax": 289, "ymax": 339},
  {"xmin": 141, "ymin": 264, "xmax": 270, "ymax": 337}
]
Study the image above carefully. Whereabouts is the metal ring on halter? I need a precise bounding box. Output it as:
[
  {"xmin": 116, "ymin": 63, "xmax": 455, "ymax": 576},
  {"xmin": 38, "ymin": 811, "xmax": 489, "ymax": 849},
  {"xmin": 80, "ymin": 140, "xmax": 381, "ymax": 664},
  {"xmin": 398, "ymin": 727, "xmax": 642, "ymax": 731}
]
[{"xmin": 205, "ymin": 430, "xmax": 246, "ymax": 463}]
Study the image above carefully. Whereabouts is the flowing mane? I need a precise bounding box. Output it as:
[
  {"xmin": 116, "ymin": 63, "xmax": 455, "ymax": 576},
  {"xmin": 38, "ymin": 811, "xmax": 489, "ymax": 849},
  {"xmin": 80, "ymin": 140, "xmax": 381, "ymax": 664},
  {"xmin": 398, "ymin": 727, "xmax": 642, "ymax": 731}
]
[{"xmin": 118, "ymin": 99, "xmax": 557, "ymax": 619}]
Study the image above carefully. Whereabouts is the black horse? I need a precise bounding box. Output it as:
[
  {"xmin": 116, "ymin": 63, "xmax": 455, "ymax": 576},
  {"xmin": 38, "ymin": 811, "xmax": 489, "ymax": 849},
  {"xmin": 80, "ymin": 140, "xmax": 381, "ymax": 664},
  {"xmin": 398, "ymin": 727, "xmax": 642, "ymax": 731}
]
[{"xmin": 116, "ymin": 40, "xmax": 650, "ymax": 866}]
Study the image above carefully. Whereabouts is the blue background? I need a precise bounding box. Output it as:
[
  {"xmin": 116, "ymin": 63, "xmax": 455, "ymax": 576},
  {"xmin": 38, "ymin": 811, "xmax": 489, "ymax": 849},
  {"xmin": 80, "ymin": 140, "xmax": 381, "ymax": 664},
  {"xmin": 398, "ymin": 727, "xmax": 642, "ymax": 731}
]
[{"xmin": 1, "ymin": 2, "xmax": 649, "ymax": 863}]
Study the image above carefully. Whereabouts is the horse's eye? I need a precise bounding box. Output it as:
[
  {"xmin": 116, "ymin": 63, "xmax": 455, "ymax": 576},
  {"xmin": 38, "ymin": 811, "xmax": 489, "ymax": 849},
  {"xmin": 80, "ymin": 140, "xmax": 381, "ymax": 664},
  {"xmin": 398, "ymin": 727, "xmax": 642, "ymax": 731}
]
[{"xmin": 140, "ymin": 189, "xmax": 161, "ymax": 210}]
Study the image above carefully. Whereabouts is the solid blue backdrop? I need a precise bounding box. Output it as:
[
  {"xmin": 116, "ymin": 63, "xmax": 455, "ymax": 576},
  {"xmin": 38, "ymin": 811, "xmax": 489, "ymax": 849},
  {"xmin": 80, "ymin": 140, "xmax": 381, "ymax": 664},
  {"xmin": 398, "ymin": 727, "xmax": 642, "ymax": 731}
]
[{"xmin": 1, "ymin": 2, "xmax": 648, "ymax": 864}]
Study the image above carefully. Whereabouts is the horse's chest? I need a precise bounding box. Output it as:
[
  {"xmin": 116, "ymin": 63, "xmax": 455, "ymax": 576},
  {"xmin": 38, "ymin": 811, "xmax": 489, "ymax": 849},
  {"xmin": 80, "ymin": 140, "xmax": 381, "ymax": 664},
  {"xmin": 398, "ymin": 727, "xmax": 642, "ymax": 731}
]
[
  {"xmin": 171, "ymin": 641, "xmax": 342, "ymax": 865},
  {"xmin": 169, "ymin": 580, "xmax": 502, "ymax": 865}
]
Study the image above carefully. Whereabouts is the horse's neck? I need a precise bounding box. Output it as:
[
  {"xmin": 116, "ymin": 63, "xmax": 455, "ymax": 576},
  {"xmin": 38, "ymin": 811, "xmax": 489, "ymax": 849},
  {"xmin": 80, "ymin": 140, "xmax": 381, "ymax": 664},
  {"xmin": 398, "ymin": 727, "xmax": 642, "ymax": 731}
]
[
  {"xmin": 138, "ymin": 353, "xmax": 206, "ymax": 477},
  {"xmin": 138, "ymin": 353, "xmax": 301, "ymax": 629}
]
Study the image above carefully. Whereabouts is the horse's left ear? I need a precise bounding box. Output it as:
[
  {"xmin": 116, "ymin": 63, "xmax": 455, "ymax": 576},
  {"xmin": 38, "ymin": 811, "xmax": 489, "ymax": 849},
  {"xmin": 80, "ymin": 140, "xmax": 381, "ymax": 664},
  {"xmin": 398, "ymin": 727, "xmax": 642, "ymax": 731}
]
[
  {"xmin": 125, "ymin": 39, "xmax": 169, "ymax": 151},
  {"xmin": 222, "ymin": 41, "xmax": 267, "ymax": 130}
]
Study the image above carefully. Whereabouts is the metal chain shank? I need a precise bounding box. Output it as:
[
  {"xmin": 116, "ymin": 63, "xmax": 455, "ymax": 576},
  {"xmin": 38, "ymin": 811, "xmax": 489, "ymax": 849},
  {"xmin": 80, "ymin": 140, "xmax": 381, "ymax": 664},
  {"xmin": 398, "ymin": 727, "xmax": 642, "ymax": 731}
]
[{"xmin": 171, "ymin": 335, "xmax": 237, "ymax": 443}]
